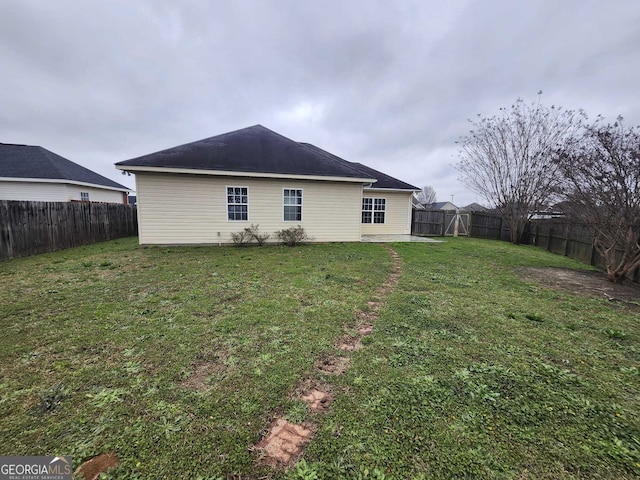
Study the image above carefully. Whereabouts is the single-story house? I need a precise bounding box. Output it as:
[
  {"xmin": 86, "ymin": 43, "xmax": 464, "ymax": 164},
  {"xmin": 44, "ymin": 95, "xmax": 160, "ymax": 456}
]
[
  {"xmin": 115, "ymin": 125, "xmax": 419, "ymax": 245},
  {"xmin": 0, "ymin": 143, "xmax": 130, "ymax": 203}
]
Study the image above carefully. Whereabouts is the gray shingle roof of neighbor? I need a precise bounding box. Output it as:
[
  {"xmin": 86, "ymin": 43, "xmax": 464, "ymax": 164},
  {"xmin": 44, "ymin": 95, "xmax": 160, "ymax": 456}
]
[
  {"xmin": 463, "ymin": 202, "xmax": 488, "ymax": 211},
  {"xmin": 116, "ymin": 124, "xmax": 419, "ymax": 190},
  {"xmin": 0, "ymin": 143, "xmax": 129, "ymax": 190},
  {"xmin": 430, "ymin": 201, "xmax": 458, "ymax": 210}
]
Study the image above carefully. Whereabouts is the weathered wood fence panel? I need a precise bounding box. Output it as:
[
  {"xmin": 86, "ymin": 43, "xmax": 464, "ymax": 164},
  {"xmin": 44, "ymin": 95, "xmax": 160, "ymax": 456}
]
[
  {"xmin": 530, "ymin": 220, "xmax": 601, "ymax": 266},
  {"xmin": 469, "ymin": 211, "xmax": 512, "ymax": 241},
  {"xmin": 412, "ymin": 210, "xmax": 446, "ymax": 236},
  {"xmin": 0, "ymin": 201, "xmax": 138, "ymax": 260}
]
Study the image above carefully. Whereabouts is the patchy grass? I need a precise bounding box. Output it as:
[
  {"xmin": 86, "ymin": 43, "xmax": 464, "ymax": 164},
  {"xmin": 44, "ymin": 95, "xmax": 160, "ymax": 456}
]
[
  {"xmin": 0, "ymin": 238, "xmax": 391, "ymax": 478},
  {"xmin": 303, "ymin": 239, "xmax": 640, "ymax": 479},
  {"xmin": 1, "ymin": 237, "xmax": 638, "ymax": 479}
]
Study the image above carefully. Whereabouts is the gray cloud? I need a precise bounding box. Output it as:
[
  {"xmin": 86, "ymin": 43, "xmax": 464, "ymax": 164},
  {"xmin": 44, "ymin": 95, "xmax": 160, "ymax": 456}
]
[{"xmin": 2, "ymin": 0, "xmax": 639, "ymax": 206}]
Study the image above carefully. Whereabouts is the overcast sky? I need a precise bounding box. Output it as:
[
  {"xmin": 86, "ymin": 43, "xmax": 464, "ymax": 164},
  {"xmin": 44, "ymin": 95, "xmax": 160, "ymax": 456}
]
[{"xmin": 2, "ymin": 0, "xmax": 639, "ymax": 206}]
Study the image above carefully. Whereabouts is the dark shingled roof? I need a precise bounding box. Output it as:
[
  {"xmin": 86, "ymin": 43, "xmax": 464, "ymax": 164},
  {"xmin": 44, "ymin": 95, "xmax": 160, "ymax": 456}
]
[
  {"xmin": 0, "ymin": 143, "xmax": 129, "ymax": 190},
  {"xmin": 299, "ymin": 143, "xmax": 418, "ymax": 190},
  {"xmin": 117, "ymin": 125, "xmax": 418, "ymax": 189},
  {"xmin": 348, "ymin": 163, "xmax": 418, "ymax": 190}
]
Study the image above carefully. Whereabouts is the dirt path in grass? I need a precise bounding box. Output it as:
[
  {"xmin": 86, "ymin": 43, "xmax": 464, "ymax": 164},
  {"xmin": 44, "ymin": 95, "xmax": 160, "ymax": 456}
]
[{"xmin": 254, "ymin": 245, "xmax": 403, "ymax": 469}]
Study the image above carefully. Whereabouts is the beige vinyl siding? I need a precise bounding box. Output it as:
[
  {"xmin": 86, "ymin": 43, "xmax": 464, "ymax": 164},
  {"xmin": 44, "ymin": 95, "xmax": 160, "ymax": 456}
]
[
  {"xmin": 135, "ymin": 172, "xmax": 363, "ymax": 244},
  {"xmin": 0, "ymin": 181, "xmax": 69, "ymax": 201},
  {"xmin": 361, "ymin": 189, "xmax": 413, "ymax": 235},
  {"xmin": 65, "ymin": 185, "xmax": 126, "ymax": 203},
  {"xmin": 0, "ymin": 180, "xmax": 126, "ymax": 203}
]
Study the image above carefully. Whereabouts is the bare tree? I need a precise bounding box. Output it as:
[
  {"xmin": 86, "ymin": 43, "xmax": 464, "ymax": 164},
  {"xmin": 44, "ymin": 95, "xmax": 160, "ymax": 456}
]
[
  {"xmin": 455, "ymin": 97, "xmax": 584, "ymax": 243},
  {"xmin": 556, "ymin": 118, "xmax": 640, "ymax": 283},
  {"xmin": 414, "ymin": 185, "xmax": 436, "ymax": 207}
]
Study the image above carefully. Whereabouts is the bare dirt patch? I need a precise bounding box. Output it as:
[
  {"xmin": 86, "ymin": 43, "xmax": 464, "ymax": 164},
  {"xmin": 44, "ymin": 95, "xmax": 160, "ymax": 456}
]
[
  {"xmin": 254, "ymin": 419, "xmax": 314, "ymax": 466},
  {"xmin": 301, "ymin": 389, "xmax": 333, "ymax": 412},
  {"xmin": 367, "ymin": 301, "xmax": 382, "ymax": 311},
  {"xmin": 358, "ymin": 324, "xmax": 374, "ymax": 336},
  {"xmin": 356, "ymin": 310, "xmax": 377, "ymax": 323},
  {"xmin": 314, "ymin": 355, "xmax": 351, "ymax": 375},
  {"xmin": 338, "ymin": 335, "xmax": 361, "ymax": 351},
  {"xmin": 521, "ymin": 267, "xmax": 640, "ymax": 307},
  {"xmin": 75, "ymin": 452, "xmax": 118, "ymax": 480},
  {"xmin": 291, "ymin": 378, "xmax": 335, "ymax": 407}
]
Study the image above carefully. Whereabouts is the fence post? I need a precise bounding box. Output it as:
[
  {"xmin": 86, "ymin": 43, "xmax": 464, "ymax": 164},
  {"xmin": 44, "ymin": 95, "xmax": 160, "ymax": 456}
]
[{"xmin": 563, "ymin": 223, "xmax": 571, "ymax": 257}]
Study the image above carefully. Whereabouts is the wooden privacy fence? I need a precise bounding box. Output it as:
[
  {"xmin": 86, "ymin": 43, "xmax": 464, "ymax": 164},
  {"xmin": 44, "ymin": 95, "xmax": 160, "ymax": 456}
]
[
  {"xmin": 412, "ymin": 209, "xmax": 639, "ymax": 283},
  {"xmin": 529, "ymin": 219, "xmax": 598, "ymax": 266},
  {"xmin": 412, "ymin": 209, "xmax": 511, "ymax": 241},
  {"xmin": 0, "ymin": 200, "xmax": 138, "ymax": 260}
]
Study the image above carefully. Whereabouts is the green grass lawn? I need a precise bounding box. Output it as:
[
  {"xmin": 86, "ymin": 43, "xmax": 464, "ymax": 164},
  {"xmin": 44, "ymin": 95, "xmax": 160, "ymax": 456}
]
[{"xmin": 0, "ymin": 237, "xmax": 638, "ymax": 479}]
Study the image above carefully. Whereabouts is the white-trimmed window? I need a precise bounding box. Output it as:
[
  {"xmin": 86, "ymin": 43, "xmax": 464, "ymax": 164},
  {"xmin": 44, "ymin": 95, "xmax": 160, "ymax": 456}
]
[
  {"xmin": 283, "ymin": 189, "xmax": 302, "ymax": 221},
  {"xmin": 227, "ymin": 187, "xmax": 248, "ymax": 221},
  {"xmin": 80, "ymin": 192, "xmax": 90, "ymax": 202},
  {"xmin": 362, "ymin": 198, "xmax": 386, "ymax": 223}
]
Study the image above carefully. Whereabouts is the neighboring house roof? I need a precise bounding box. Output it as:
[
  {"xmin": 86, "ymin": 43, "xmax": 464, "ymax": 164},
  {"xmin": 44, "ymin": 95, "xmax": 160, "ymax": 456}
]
[
  {"xmin": 0, "ymin": 143, "xmax": 129, "ymax": 191},
  {"xmin": 430, "ymin": 201, "xmax": 458, "ymax": 210},
  {"xmin": 463, "ymin": 202, "xmax": 488, "ymax": 211},
  {"xmin": 116, "ymin": 125, "xmax": 419, "ymax": 190}
]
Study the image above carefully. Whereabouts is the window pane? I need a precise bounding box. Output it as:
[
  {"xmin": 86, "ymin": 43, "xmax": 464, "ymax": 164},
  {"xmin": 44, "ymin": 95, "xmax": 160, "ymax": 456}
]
[
  {"xmin": 283, "ymin": 190, "xmax": 302, "ymax": 221},
  {"xmin": 374, "ymin": 212, "xmax": 385, "ymax": 223},
  {"xmin": 284, "ymin": 206, "xmax": 301, "ymax": 221},
  {"xmin": 362, "ymin": 212, "xmax": 372, "ymax": 223},
  {"xmin": 228, "ymin": 186, "xmax": 248, "ymax": 220}
]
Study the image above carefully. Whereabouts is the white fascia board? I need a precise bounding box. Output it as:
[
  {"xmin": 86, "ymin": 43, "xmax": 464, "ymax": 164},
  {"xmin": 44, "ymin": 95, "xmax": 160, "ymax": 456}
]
[
  {"xmin": 0, "ymin": 177, "xmax": 130, "ymax": 192},
  {"xmin": 115, "ymin": 165, "xmax": 377, "ymax": 184}
]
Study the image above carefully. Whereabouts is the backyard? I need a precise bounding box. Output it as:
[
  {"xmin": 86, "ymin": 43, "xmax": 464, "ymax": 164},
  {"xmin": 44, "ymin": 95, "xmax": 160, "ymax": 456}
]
[{"xmin": 0, "ymin": 237, "xmax": 638, "ymax": 479}]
